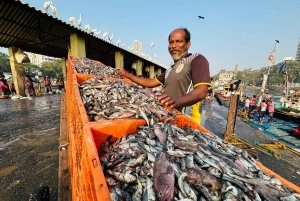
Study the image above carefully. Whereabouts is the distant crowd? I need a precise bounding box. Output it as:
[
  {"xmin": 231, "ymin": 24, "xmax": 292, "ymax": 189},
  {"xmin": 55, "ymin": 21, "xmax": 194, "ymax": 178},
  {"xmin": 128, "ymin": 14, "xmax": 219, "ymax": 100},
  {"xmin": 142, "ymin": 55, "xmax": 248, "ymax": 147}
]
[
  {"xmin": 244, "ymin": 93, "xmax": 275, "ymax": 124},
  {"xmin": 0, "ymin": 74, "xmax": 64, "ymax": 97}
]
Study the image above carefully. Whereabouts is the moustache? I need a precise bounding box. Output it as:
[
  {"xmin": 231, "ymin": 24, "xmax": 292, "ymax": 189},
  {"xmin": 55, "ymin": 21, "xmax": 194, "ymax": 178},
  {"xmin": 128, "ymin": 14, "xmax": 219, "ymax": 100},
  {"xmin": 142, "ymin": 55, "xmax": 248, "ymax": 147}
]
[{"xmin": 169, "ymin": 49, "xmax": 180, "ymax": 53}]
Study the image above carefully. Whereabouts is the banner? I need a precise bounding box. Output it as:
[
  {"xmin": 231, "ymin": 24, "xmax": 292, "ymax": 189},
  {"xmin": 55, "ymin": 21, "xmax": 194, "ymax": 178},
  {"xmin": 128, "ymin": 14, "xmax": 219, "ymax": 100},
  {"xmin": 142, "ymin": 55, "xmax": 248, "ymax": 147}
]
[{"xmin": 268, "ymin": 47, "xmax": 276, "ymax": 64}]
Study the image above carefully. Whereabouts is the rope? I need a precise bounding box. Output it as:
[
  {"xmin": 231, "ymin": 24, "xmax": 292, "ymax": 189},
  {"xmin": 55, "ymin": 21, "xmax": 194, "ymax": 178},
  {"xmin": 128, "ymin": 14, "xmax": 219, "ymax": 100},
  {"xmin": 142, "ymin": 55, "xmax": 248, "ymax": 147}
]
[{"xmin": 227, "ymin": 134, "xmax": 300, "ymax": 169}]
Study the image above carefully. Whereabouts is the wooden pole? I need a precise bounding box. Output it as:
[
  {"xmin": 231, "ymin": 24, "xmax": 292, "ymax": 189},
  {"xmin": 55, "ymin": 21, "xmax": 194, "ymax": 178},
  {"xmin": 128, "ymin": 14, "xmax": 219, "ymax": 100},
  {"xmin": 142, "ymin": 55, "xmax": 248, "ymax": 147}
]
[{"xmin": 224, "ymin": 94, "xmax": 240, "ymax": 142}]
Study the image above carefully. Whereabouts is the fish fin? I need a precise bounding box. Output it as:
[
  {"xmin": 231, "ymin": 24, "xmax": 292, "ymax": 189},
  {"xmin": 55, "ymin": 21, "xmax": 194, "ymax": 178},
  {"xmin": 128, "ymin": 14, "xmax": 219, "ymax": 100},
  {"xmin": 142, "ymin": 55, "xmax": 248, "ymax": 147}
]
[{"xmin": 106, "ymin": 135, "xmax": 113, "ymax": 142}]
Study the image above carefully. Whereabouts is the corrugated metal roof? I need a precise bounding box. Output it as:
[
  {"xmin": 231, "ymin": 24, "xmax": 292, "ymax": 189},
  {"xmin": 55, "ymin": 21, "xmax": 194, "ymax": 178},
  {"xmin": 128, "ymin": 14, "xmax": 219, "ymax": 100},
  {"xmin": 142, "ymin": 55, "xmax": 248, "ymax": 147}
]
[{"xmin": 0, "ymin": 0, "xmax": 165, "ymax": 69}]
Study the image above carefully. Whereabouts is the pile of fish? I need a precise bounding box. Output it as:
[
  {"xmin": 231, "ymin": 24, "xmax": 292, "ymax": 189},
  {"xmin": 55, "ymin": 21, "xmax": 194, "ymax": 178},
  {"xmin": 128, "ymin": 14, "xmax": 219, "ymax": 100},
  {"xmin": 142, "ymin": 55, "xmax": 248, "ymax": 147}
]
[
  {"xmin": 79, "ymin": 77, "xmax": 175, "ymax": 121},
  {"xmin": 100, "ymin": 122, "xmax": 300, "ymax": 201},
  {"xmin": 71, "ymin": 57, "xmax": 123, "ymax": 78}
]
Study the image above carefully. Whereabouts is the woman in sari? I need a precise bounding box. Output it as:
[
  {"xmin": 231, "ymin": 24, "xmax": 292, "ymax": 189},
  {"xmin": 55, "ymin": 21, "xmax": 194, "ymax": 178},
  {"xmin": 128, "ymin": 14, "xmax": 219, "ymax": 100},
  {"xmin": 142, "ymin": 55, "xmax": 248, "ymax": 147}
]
[
  {"xmin": 0, "ymin": 75, "xmax": 10, "ymax": 96},
  {"xmin": 24, "ymin": 75, "xmax": 36, "ymax": 96}
]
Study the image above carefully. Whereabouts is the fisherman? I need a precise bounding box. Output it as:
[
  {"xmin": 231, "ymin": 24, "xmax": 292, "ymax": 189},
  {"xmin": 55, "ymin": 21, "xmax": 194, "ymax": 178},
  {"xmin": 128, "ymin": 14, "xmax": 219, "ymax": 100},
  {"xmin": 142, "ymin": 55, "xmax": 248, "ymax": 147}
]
[
  {"xmin": 267, "ymin": 100, "xmax": 274, "ymax": 124},
  {"xmin": 259, "ymin": 100, "xmax": 267, "ymax": 125},
  {"xmin": 116, "ymin": 28, "xmax": 211, "ymax": 123},
  {"xmin": 44, "ymin": 76, "xmax": 52, "ymax": 94},
  {"xmin": 264, "ymin": 92, "xmax": 271, "ymax": 102},
  {"xmin": 249, "ymin": 95, "xmax": 256, "ymax": 114},
  {"xmin": 244, "ymin": 96, "xmax": 250, "ymax": 113},
  {"xmin": 290, "ymin": 102, "xmax": 296, "ymax": 109}
]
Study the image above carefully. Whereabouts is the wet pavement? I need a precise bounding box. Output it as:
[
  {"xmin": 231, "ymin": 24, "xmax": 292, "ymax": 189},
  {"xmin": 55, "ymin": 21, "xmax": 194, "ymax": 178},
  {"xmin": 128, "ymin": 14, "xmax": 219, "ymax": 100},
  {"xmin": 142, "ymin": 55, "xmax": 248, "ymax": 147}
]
[
  {"xmin": 201, "ymin": 99, "xmax": 300, "ymax": 187},
  {"xmin": 0, "ymin": 94, "xmax": 61, "ymax": 201}
]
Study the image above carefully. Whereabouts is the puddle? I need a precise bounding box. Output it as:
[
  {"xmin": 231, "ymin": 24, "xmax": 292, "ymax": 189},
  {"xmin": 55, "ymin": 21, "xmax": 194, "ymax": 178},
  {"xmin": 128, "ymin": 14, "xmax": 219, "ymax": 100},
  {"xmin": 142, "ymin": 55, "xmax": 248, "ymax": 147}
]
[{"xmin": 0, "ymin": 166, "xmax": 18, "ymax": 177}]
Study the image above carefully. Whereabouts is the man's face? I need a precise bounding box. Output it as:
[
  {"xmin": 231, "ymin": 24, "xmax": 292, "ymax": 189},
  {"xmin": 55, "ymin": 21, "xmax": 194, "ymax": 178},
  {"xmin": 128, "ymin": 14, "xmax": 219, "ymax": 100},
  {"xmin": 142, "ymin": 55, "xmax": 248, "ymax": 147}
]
[{"xmin": 168, "ymin": 29, "xmax": 191, "ymax": 62}]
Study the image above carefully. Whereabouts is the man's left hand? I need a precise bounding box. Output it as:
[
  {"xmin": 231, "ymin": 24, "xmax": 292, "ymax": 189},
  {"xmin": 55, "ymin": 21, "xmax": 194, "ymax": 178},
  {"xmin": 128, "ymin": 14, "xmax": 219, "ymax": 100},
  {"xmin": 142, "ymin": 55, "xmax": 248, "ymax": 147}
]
[{"xmin": 157, "ymin": 94, "xmax": 177, "ymax": 108}]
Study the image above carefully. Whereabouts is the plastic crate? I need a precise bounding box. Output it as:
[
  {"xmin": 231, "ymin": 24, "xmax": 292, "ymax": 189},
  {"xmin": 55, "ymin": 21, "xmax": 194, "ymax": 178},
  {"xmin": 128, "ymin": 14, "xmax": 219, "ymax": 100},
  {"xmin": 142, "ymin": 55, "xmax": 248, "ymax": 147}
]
[{"xmin": 66, "ymin": 56, "xmax": 300, "ymax": 200}]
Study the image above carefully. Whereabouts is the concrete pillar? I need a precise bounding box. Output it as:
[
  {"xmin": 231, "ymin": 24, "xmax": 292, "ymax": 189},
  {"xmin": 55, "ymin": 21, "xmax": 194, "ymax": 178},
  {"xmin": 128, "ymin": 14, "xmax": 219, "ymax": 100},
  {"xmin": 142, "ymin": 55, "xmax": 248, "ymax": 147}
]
[
  {"xmin": 115, "ymin": 51, "xmax": 124, "ymax": 68},
  {"xmin": 8, "ymin": 47, "xmax": 25, "ymax": 96},
  {"xmin": 61, "ymin": 57, "xmax": 67, "ymax": 87},
  {"xmin": 149, "ymin": 65, "xmax": 155, "ymax": 78},
  {"xmin": 70, "ymin": 33, "xmax": 86, "ymax": 57},
  {"xmin": 136, "ymin": 60, "xmax": 143, "ymax": 76},
  {"xmin": 156, "ymin": 68, "xmax": 162, "ymax": 76}
]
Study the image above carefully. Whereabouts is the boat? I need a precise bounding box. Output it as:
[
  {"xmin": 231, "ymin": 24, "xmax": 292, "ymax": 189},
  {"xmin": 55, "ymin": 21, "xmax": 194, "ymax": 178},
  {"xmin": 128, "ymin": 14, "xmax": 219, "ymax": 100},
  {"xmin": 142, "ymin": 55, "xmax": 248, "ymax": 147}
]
[
  {"xmin": 274, "ymin": 107, "xmax": 300, "ymax": 124},
  {"xmin": 294, "ymin": 125, "xmax": 300, "ymax": 139},
  {"xmin": 216, "ymin": 92, "xmax": 231, "ymax": 101}
]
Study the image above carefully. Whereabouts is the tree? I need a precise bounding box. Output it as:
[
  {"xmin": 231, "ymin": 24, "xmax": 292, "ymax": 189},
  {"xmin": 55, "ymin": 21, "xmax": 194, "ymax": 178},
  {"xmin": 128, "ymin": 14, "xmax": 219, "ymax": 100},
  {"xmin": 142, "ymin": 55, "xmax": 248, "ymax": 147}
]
[
  {"xmin": 40, "ymin": 59, "xmax": 63, "ymax": 79},
  {"xmin": 0, "ymin": 52, "xmax": 11, "ymax": 74},
  {"xmin": 23, "ymin": 63, "xmax": 40, "ymax": 76},
  {"xmin": 267, "ymin": 61, "xmax": 300, "ymax": 84},
  {"xmin": 237, "ymin": 69, "xmax": 262, "ymax": 86}
]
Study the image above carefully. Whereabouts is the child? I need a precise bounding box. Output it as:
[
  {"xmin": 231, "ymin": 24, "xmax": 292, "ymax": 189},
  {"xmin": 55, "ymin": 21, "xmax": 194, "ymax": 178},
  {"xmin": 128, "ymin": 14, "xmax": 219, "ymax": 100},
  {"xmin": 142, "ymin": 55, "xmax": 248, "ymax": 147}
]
[{"xmin": 267, "ymin": 100, "xmax": 274, "ymax": 124}]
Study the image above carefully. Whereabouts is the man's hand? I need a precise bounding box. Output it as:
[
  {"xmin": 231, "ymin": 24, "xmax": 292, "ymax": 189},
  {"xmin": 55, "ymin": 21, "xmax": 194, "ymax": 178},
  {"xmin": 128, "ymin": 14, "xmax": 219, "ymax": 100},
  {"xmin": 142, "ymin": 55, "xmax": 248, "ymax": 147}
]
[
  {"xmin": 115, "ymin": 68, "xmax": 130, "ymax": 78},
  {"xmin": 157, "ymin": 94, "xmax": 178, "ymax": 108}
]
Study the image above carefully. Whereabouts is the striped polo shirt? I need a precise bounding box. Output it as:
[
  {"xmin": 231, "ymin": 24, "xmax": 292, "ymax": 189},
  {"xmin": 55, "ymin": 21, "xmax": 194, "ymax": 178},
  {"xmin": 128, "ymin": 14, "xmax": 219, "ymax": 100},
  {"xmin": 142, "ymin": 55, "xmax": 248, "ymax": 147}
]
[{"xmin": 155, "ymin": 53, "xmax": 211, "ymax": 123}]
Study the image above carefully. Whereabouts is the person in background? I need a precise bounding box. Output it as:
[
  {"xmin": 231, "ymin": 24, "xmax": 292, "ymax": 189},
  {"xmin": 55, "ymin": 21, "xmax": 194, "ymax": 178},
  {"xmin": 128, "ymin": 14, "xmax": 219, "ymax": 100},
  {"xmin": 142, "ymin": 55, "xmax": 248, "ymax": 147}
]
[
  {"xmin": 0, "ymin": 74, "xmax": 10, "ymax": 96},
  {"xmin": 116, "ymin": 28, "xmax": 211, "ymax": 124},
  {"xmin": 290, "ymin": 102, "xmax": 296, "ymax": 109},
  {"xmin": 24, "ymin": 75, "xmax": 36, "ymax": 96},
  {"xmin": 0, "ymin": 75, "xmax": 10, "ymax": 96},
  {"xmin": 280, "ymin": 95, "xmax": 285, "ymax": 106},
  {"xmin": 259, "ymin": 100, "xmax": 267, "ymax": 125},
  {"xmin": 44, "ymin": 76, "xmax": 52, "ymax": 94},
  {"xmin": 7, "ymin": 80, "xmax": 15, "ymax": 94},
  {"xmin": 264, "ymin": 92, "xmax": 271, "ymax": 102},
  {"xmin": 267, "ymin": 100, "xmax": 274, "ymax": 124},
  {"xmin": 249, "ymin": 95, "xmax": 256, "ymax": 114},
  {"xmin": 56, "ymin": 78, "xmax": 64, "ymax": 90},
  {"xmin": 244, "ymin": 96, "xmax": 250, "ymax": 113}
]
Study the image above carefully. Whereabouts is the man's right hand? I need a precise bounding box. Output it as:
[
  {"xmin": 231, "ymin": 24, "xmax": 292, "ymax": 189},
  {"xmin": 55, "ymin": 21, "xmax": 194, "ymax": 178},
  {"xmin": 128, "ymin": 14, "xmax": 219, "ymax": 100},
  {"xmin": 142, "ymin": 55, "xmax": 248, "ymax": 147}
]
[{"xmin": 115, "ymin": 68, "xmax": 130, "ymax": 78}]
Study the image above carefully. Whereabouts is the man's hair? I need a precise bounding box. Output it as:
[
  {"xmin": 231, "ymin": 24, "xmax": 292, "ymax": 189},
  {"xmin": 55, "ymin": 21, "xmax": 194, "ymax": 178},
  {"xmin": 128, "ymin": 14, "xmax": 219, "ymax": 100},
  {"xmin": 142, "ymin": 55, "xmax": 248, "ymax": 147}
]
[{"xmin": 168, "ymin": 28, "xmax": 191, "ymax": 42}]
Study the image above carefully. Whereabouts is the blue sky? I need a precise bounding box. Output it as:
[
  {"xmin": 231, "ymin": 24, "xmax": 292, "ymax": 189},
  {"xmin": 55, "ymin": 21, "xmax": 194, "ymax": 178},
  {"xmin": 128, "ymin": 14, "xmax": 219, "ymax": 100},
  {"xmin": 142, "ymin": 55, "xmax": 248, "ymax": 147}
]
[{"xmin": 1, "ymin": 0, "xmax": 300, "ymax": 76}]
